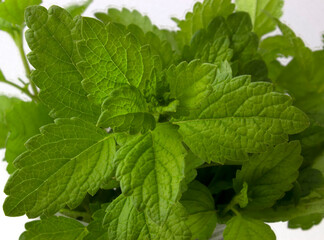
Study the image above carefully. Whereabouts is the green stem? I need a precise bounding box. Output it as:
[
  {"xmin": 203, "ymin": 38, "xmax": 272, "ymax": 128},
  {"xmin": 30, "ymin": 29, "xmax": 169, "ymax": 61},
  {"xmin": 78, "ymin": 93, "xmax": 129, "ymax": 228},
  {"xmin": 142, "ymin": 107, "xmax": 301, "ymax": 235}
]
[
  {"xmin": 13, "ymin": 29, "xmax": 38, "ymax": 97},
  {"xmin": 0, "ymin": 78, "xmax": 37, "ymax": 101},
  {"xmin": 231, "ymin": 207, "xmax": 241, "ymax": 217}
]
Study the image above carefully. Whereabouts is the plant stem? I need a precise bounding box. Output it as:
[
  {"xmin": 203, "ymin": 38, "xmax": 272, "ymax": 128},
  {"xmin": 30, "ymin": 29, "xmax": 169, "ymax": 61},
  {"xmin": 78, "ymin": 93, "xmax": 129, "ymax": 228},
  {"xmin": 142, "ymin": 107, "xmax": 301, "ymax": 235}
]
[
  {"xmin": 17, "ymin": 36, "xmax": 38, "ymax": 96},
  {"xmin": 231, "ymin": 207, "xmax": 241, "ymax": 217},
  {"xmin": 13, "ymin": 28, "xmax": 38, "ymax": 97},
  {"xmin": 0, "ymin": 77, "xmax": 37, "ymax": 101}
]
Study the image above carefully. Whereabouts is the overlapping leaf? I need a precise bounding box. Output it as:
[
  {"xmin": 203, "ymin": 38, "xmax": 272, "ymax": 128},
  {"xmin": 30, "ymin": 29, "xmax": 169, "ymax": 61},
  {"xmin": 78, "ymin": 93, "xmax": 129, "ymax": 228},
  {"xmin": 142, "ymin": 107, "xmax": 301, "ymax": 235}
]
[
  {"xmin": 25, "ymin": 6, "xmax": 100, "ymax": 122},
  {"xmin": 288, "ymin": 213, "xmax": 324, "ymax": 230},
  {"xmin": 20, "ymin": 216, "xmax": 87, "ymax": 240},
  {"xmin": 95, "ymin": 8, "xmax": 176, "ymax": 67},
  {"xmin": 0, "ymin": 95, "xmax": 20, "ymax": 148},
  {"xmin": 103, "ymin": 195, "xmax": 191, "ymax": 240},
  {"xmin": 185, "ymin": 12, "xmax": 267, "ymax": 82},
  {"xmin": 0, "ymin": 0, "xmax": 41, "ymax": 25},
  {"xmin": 74, "ymin": 17, "xmax": 143, "ymax": 104},
  {"xmin": 236, "ymin": 0, "xmax": 284, "ymax": 37},
  {"xmin": 97, "ymin": 86, "xmax": 155, "ymax": 134},
  {"xmin": 4, "ymin": 118, "xmax": 115, "ymax": 217},
  {"xmin": 94, "ymin": 7, "xmax": 176, "ymax": 46},
  {"xmin": 170, "ymin": 60, "xmax": 309, "ymax": 163},
  {"xmin": 233, "ymin": 141, "xmax": 303, "ymax": 209},
  {"xmin": 174, "ymin": 0, "xmax": 234, "ymax": 47},
  {"xmin": 180, "ymin": 181, "xmax": 217, "ymax": 240},
  {"xmin": 223, "ymin": 216, "xmax": 275, "ymax": 240},
  {"xmin": 74, "ymin": 16, "xmax": 164, "ymax": 105},
  {"xmin": 114, "ymin": 123, "xmax": 186, "ymax": 223},
  {"xmin": 5, "ymin": 101, "xmax": 52, "ymax": 173}
]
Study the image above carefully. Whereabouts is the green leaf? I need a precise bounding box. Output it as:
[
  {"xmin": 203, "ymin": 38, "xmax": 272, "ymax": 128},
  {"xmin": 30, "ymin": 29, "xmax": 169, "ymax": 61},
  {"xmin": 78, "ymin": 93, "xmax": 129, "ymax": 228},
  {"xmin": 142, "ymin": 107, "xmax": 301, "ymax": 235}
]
[
  {"xmin": 236, "ymin": 0, "xmax": 284, "ymax": 37},
  {"xmin": 174, "ymin": 0, "xmax": 235, "ymax": 47},
  {"xmin": 288, "ymin": 213, "xmax": 324, "ymax": 230},
  {"xmin": 0, "ymin": 0, "xmax": 41, "ymax": 25},
  {"xmin": 0, "ymin": 17, "xmax": 17, "ymax": 36},
  {"xmin": 97, "ymin": 86, "xmax": 156, "ymax": 134},
  {"xmin": 94, "ymin": 7, "xmax": 174, "ymax": 42},
  {"xmin": 153, "ymin": 100, "xmax": 180, "ymax": 115},
  {"xmin": 103, "ymin": 195, "xmax": 191, "ymax": 240},
  {"xmin": 5, "ymin": 101, "xmax": 52, "ymax": 174},
  {"xmin": 0, "ymin": 95, "xmax": 20, "ymax": 148},
  {"xmin": 66, "ymin": 0, "xmax": 93, "ymax": 17},
  {"xmin": 96, "ymin": 8, "xmax": 153, "ymax": 31},
  {"xmin": 25, "ymin": 6, "xmax": 100, "ymax": 122},
  {"xmin": 297, "ymin": 168, "xmax": 324, "ymax": 197},
  {"xmin": 95, "ymin": 12, "xmax": 176, "ymax": 68},
  {"xmin": 170, "ymin": 61, "xmax": 309, "ymax": 163},
  {"xmin": 84, "ymin": 208, "xmax": 107, "ymax": 240},
  {"xmin": 236, "ymin": 182, "xmax": 249, "ymax": 208},
  {"xmin": 3, "ymin": 118, "xmax": 116, "ymax": 217},
  {"xmin": 195, "ymin": 35, "xmax": 233, "ymax": 65},
  {"xmin": 223, "ymin": 216, "xmax": 275, "ymax": 240},
  {"xmin": 20, "ymin": 216, "xmax": 87, "ymax": 240},
  {"xmin": 260, "ymin": 20, "xmax": 314, "ymax": 82},
  {"xmin": 242, "ymin": 188, "xmax": 324, "ymax": 222},
  {"xmin": 181, "ymin": 150, "xmax": 204, "ymax": 193},
  {"xmin": 114, "ymin": 123, "xmax": 186, "ymax": 223},
  {"xmin": 75, "ymin": 16, "xmax": 162, "ymax": 104},
  {"xmin": 95, "ymin": 8, "xmax": 160, "ymax": 38},
  {"xmin": 180, "ymin": 181, "xmax": 217, "ymax": 240},
  {"xmin": 275, "ymin": 51, "xmax": 324, "ymax": 126},
  {"xmin": 186, "ymin": 13, "xmax": 265, "ymax": 81},
  {"xmin": 234, "ymin": 141, "xmax": 303, "ymax": 209}
]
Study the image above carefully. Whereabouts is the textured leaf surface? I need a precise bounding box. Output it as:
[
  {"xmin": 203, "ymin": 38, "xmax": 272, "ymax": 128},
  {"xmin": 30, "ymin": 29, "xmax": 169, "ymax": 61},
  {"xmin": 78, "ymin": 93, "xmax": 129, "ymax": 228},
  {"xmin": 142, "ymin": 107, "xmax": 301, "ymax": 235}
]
[
  {"xmin": 25, "ymin": 6, "xmax": 100, "ymax": 122},
  {"xmin": 20, "ymin": 216, "xmax": 87, "ymax": 240},
  {"xmin": 0, "ymin": 95, "xmax": 20, "ymax": 148},
  {"xmin": 236, "ymin": 0, "xmax": 284, "ymax": 37},
  {"xmin": 223, "ymin": 216, "xmax": 275, "ymax": 240},
  {"xmin": 75, "ymin": 17, "xmax": 146, "ymax": 104},
  {"xmin": 95, "ymin": 7, "xmax": 170, "ymax": 41},
  {"xmin": 184, "ymin": 12, "xmax": 266, "ymax": 81},
  {"xmin": 174, "ymin": 0, "xmax": 234, "ymax": 47},
  {"xmin": 170, "ymin": 61, "xmax": 309, "ymax": 163},
  {"xmin": 97, "ymin": 86, "xmax": 155, "ymax": 134},
  {"xmin": 5, "ymin": 101, "xmax": 52, "ymax": 174},
  {"xmin": 234, "ymin": 141, "xmax": 303, "ymax": 209},
  {"xmin": 0, "ymin": 0, "xmax": 41, "ymax": 25},
  {"xmin": 103, "ymin": 195, "xmax": 191, "ymax": 240},
  {"xmin": 194, "ymin": 36, "xmax": 233, "ymax": 65},
  {"xmin": 180, "ymin": 181, "xmax": 217, "ymax": 240},
  {"xmin": 95, "ymin": 9, "xmax": 176, "ymax": 67},
  {"xmin": 115, "ymin": 123, "xmax": 186, "ymax": 223},
  {"xmin": 4, "ymin": 118, "xmax": 115, "ymax": 217}
]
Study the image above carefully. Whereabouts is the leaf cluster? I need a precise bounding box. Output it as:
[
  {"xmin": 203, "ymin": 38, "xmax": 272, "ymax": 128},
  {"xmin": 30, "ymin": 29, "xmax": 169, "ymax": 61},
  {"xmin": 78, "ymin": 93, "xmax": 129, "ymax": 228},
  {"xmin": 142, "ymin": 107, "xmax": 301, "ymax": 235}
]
[{"xmin": 0, "ymin": 0, "xmax": 324, "ymax": 239}]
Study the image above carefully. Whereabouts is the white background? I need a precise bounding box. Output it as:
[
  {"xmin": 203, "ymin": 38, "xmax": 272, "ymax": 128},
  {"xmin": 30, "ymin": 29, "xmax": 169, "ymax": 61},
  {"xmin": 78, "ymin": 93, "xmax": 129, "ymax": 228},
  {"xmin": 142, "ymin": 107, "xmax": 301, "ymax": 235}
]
[{"xmin": 1, "ymin": 0, "xmax": 324, "ymax": 239}]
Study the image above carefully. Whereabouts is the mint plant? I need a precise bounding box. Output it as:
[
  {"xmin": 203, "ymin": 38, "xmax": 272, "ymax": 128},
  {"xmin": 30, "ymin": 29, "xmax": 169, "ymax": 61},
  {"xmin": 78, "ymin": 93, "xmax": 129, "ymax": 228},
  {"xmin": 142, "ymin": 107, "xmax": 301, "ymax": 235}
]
[{"xmin": 1, "ymin": 0, "xmax": 324, "ymax": 239}]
